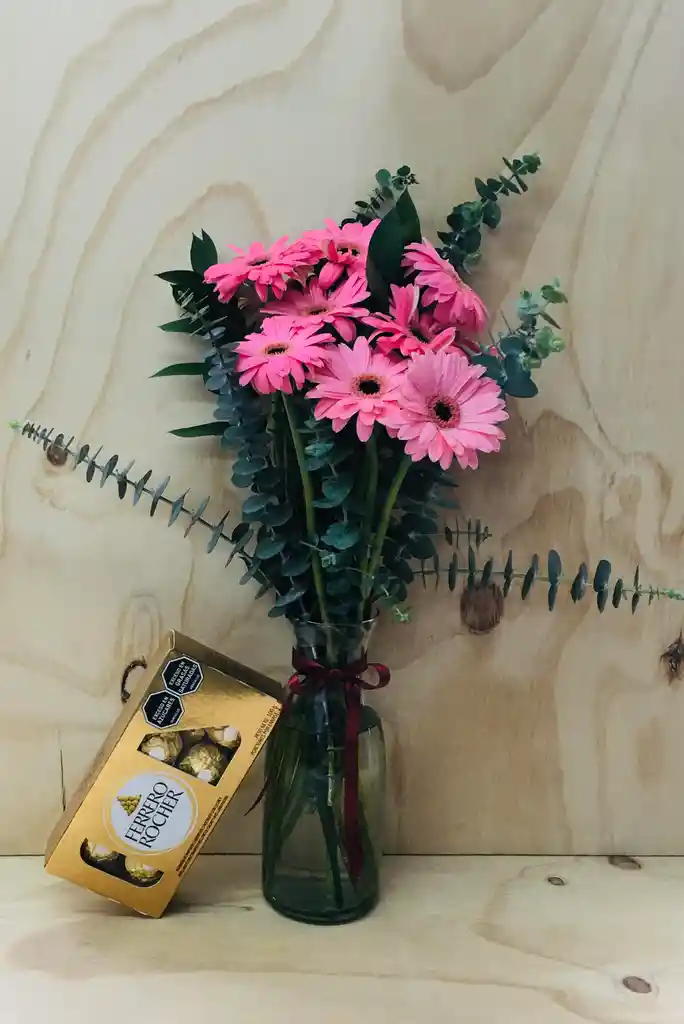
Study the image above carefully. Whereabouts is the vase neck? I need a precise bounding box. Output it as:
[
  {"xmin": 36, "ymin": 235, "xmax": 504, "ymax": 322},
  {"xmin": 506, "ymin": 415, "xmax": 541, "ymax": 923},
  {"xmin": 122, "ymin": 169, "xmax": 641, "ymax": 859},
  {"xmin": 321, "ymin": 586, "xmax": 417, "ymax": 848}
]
[{"xmin": 292, "ymin": 620, "xmax": 375, "ymax": 669}]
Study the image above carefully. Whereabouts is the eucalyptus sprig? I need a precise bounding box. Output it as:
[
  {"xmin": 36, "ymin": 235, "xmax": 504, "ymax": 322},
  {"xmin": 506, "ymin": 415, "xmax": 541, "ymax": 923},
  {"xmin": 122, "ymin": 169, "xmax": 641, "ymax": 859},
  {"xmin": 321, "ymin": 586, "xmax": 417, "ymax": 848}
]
[
  {"xmin": 438, "ymin": 153, "xmax": 542, "ymax": 274},
  {"xmin": 352, "ymin": 165, "xmax": 419, "ymax": 224},
  {"xmin": 472, "ymin": 280, "xmax": 568, "ymax": 399}
]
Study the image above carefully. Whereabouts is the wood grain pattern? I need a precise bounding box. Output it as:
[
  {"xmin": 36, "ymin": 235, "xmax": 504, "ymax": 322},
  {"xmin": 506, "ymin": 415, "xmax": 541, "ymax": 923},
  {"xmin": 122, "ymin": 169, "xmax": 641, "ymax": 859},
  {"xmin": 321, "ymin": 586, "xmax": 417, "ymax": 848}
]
[
  {"xmin": 3, "ymin": 855, "xmax": 684, "ymax": 1023},
  {"xmin": 1, "ymin": 0, "xmax": 684, "ymax": 854}
]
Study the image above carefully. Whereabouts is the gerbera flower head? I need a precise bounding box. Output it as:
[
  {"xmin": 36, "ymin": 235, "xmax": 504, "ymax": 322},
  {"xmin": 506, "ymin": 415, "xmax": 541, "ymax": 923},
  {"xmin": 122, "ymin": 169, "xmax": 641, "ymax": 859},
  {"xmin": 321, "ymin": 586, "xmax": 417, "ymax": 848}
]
[
  {"xmin": 386, "ymin": 348, "xmax": 507, "ymax": 470},
  {"xmin": 364, "ymin": 284, "xmax": 457, "ymax": 357},
  {"xmin": 303, "ymin": 219, "xmax": 380, "ymax": 289},
  {"xmin": 402, "ymin": 240, "xmax": 488, "ymax": 335},
  {"xmin": 204, "ymin": 236, "xmax": 309, "ymax": 303},
  {"xmin": 308, "ymin": 337, "xmax": 406, "ymax": 441},
  {"xmin": 263, "ymin": 273, "xmax": 370, "ymax": 342},
  {"xmin": 236, "ymin": 318, "xmax": 334, "ymax": 394}
]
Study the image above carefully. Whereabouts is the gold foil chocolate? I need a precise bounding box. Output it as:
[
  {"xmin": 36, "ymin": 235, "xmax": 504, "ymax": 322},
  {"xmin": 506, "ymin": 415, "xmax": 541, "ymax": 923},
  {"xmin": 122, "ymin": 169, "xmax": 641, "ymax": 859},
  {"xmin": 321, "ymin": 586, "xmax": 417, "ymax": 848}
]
[
  {"xmin": 82, "ymin": 840, "xmax": 119, "ymax": 867},
  {"xmin": 182, "ymin": 729, "xmax": 206, "ymax": 744},
  {"xmin": 178, "ymin": 742, "xmax": 227, "ymax": 784},
  {"xmin": 205, "ymin": 725, "xmax": 241, "ymax": 749},
  {"xmin": 124, "ymin": 858, "xmax": 164, "ymax": 886},
  {"xmin": 139, "ymin": 732, "xmax": 183, "ymax": 763}
]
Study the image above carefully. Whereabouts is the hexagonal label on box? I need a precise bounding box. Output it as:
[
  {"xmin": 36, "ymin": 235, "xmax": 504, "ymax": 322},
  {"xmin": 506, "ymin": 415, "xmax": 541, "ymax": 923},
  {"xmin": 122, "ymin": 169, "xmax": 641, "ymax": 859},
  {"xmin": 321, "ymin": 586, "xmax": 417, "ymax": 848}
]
[
  {"xmin": 143, "ymin": 690, "xmax": 184, "ymax": 729},
  {"xmin": 162, "ymin": 656, "xmax": 203, "ymax": 696}
]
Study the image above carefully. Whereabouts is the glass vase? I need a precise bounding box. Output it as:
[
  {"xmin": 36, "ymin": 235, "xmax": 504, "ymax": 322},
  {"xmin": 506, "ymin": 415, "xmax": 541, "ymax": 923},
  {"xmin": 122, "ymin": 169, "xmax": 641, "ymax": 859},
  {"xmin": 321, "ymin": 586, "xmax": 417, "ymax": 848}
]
[{"xmin": 261, "ymin": 620, "xmax": 386, "ymax": 924}]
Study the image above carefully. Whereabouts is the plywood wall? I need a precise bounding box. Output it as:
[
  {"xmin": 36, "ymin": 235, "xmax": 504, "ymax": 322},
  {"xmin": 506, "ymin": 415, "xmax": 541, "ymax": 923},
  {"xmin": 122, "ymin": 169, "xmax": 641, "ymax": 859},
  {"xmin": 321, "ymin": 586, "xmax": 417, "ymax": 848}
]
[{"xmin": 2, "ymin": 0, "xmax": 684, "ymax": 855}]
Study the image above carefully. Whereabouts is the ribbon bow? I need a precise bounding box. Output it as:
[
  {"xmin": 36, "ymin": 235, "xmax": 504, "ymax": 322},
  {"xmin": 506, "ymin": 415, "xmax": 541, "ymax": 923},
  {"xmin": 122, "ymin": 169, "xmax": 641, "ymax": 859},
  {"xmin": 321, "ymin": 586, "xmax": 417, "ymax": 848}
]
[{"xmin": 286, "ymin": 651, "xmax": 390, "ymax": 883}]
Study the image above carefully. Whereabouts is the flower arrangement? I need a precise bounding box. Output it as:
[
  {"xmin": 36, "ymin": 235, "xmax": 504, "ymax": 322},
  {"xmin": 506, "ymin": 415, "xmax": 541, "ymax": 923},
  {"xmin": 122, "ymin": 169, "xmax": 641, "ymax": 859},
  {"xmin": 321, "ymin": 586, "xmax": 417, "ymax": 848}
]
[{"xmin": 15, "ymin": 155, "xmax": 684, "ymax": 925}]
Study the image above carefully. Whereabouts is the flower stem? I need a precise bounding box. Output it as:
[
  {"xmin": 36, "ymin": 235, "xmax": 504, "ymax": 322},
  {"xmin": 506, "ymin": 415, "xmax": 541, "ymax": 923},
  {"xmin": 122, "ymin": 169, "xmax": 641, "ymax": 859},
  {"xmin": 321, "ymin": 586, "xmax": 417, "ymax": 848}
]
[
  {"xmin": 357, "ymin": 433, "xmax": 379, "ymax": 616},
  {"xmin": 363, "ymin": 455, "xmax": 412, "ymax": 612},
  {"xmin": 282, "ymin": 395, "xmax": 335, "ymax": 651}
]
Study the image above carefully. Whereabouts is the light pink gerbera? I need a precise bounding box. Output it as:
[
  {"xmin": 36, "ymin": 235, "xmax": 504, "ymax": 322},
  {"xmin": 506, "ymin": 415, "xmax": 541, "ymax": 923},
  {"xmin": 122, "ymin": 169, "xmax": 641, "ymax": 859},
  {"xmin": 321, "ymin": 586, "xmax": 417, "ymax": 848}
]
[
  {"xmin": 402, "ymin": 240, "xmax": 488, "ymax": 334},
  {"xmin": 308, "ymin": 337, "xmax": 406, "ymax": 441},
  {"xmin": 263, "ymin": 273, "xmax": 370, "ymax": 342},
  {"xmin": 385, "ymin": 348, "xmax": 507, "ymax": 470},
  {"xmin": 364, "ymin": 284, "xmax": 457, "ymax": 357},
  {"xmin": 303, "ymin": 219, "xmax": 380, "ymax": 289},
  {"xmin": 205, "ymin": 237, "xmax": 310, "ymax": 304},
  {"xmin": 236, "ymin": 318, "xmax": 334, "ymax": 394}
]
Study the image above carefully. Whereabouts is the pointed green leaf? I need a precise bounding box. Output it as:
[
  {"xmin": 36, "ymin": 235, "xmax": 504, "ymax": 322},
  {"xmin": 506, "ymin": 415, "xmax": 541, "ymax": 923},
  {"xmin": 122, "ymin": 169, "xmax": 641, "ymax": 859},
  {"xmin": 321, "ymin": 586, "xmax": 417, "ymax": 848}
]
[
  {"xmin": 190, "ymin": 231, "xmax": 218, "ymax": 275},
  {"xmin": 631, "ymin": 591, "xmax": 641, "ymax": 614},
  {"xmin": 597, "ymin": 588, "xmax": 608, "ymax": 613},
  {"xmin": 467, "ymin": 545, "xmax": 476, "ymax": 588},
  {"xmin": 481, "ymin": 558, "xmax": 493, "ymax": 588},
  {"xmin": 503, "ymin": 549, "xmax": 514, "ymax": 596},
  {"xmin": 548, "ymin": 582, "xmax": 559, "ymax": 611},
  {"xmin": 158, "ymin": 318, "xmax": 200, "ymax": 334},
  {"xmin": 152, "ymin": 362, "xmax": 206, "ymax": 378},
  {"xmin": 255, "ymin": 536, "xmax": 286, "ymax": 560},
  {"xmin": 170, "ymin": 422, "xmax": 228, "ymax": 438},
  {"xmin": 157, "ymin": 270, "xmax": 204, "ymax": 289}
]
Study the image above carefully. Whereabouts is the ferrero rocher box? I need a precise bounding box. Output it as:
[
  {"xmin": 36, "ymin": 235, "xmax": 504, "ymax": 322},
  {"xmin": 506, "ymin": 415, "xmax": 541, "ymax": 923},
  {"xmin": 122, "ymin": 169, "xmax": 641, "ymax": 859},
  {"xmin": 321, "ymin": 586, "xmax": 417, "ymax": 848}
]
[{"xmin": 45, "ymin": 631, "xmax": 282, "ymax": 917}]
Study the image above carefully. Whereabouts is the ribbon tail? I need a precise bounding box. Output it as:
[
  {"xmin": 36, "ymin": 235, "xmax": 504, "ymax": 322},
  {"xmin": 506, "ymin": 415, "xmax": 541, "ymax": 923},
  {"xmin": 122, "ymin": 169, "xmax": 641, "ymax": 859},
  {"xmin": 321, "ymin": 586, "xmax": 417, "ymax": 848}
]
[{"xmin": 343, "ymin": 684, "xmax": 364, "ymax": 884}]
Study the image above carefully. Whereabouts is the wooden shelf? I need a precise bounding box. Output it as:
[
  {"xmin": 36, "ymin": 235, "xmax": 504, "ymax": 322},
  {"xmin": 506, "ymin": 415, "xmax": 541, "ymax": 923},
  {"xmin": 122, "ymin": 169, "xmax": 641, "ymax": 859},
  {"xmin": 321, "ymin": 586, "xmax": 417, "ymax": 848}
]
[{"xmin": 2, "ymin": 855, "xmax": 683, "ymax": 1022}]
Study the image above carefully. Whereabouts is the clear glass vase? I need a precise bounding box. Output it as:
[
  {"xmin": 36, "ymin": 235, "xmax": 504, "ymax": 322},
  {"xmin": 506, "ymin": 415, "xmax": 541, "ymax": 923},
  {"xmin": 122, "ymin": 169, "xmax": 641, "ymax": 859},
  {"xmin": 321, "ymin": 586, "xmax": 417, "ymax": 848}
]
[{"xmin": 261, "ymin": 620, "xmax": 385, "ymax": 924}]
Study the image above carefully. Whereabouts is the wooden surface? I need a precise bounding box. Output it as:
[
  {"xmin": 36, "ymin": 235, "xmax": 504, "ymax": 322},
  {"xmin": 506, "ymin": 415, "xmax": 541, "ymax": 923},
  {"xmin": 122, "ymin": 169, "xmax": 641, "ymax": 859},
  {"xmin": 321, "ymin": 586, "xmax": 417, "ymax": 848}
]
[
  {"xmin": 2, "ymin": 0, "xmax": 684, "ymax": 854},
  {"xmin": 2, "ymin": 855, "xmax": 684, "ymax": 1023}
]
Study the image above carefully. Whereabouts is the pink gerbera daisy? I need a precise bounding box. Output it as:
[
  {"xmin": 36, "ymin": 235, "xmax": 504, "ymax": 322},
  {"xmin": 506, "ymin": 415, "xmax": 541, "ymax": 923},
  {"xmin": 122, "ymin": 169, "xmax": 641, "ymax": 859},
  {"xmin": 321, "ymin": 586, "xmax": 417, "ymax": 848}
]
[
  {"xmin": 205, "ymin": 237, "xmax": 310, "ymax": 304},
  {"xmin": 303, "ymin": 219, "xmax": 380, "ymax": 289},
  {"xmin": 263, "ymin": 273, "xmax": 370, "ymax": 342},
  {"xmin": 386, "ymin": 348, "xmax": 507, "ymax": 470},
  {"xmin": 236, "ymin": 318, "xmax": 334, "ymax": 394},
  {"xmin": 364, "ymin": 284, "xmax": 457, "ymax": 357},
  {"xmin": 308, "ymin": 337, "xmax": 406, "ymax": 441},
  {"xmin": 402, "ymin": 240, "xmax": 488, "ymax": 334}
]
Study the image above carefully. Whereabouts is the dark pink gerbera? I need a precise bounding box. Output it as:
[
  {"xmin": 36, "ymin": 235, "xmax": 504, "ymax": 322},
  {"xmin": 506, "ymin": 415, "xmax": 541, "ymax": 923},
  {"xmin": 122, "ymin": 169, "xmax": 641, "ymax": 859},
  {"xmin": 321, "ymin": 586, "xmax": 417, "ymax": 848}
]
[
  {"xmin": 263, "ymin": 273, "xmax": 370, "ymax": 342},
  {"xmin": 302, "ymin": 219, "xmax": 380, "ymax": 289},
  {"xmin": 402, "ymin": 240, "xmax": 488, "ymax": 335},
  {"xmin": 204, "ymin": 237, "xmax": 311, "ymax": 303},
  {"xmin": 364, "ymin": 284, "xmax": 457, "ymax": 357}
]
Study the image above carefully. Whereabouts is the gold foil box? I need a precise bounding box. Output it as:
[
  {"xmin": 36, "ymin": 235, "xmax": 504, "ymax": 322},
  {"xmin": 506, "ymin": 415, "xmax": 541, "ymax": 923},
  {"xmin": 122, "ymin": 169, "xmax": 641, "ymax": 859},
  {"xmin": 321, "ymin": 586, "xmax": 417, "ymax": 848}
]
[{"xmin": 45, "ymin": 631, "xmax": 282, "ymax": 917}]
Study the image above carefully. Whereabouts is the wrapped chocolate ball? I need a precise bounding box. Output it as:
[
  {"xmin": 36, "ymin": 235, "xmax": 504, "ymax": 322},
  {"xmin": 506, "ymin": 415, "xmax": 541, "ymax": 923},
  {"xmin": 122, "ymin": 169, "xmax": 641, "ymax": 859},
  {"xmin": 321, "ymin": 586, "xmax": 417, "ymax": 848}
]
[
  {"xmin": 205, "ymin": 725, "xmax": 241, "ymax": 750},
  {"xmin": 124, "ymin": 857, "xmax": 163, "ymax": 887},
  {"xmin": 182, "ymin": 729, "xmax": 206, "ymax": 744},
  {"xmin": 139, "ymin": 732, "xmax": 183, "ymax": 764},
  {"xmin": 178, "ymin": 742, "xmax": 227, "ymax": 784},
  {"xmin": 81, "ymin": 840, "xmax": 120, "ymax": 868}
]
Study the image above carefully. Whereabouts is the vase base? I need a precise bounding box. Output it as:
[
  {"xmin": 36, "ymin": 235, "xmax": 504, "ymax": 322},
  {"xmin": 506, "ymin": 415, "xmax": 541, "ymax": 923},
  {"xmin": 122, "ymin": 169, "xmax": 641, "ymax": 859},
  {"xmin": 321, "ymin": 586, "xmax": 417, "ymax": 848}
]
[{"xmin": 264, "ymin": 886, "xmax": 378, "ymax": 925}]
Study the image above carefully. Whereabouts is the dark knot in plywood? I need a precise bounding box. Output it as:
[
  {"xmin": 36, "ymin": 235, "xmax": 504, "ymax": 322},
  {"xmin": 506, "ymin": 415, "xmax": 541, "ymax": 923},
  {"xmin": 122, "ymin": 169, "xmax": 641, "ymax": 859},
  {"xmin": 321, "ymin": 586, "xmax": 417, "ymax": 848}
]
[{"xmin": 460, "ymin": 582, "xmax": 504, "ymax": 634}]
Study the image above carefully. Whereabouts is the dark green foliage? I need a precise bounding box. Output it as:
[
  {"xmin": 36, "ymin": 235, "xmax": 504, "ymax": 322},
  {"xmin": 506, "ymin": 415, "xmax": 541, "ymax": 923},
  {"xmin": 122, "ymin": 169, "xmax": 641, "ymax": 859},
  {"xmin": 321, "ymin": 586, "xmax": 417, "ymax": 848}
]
[
  {"xmin": 438, "ymin": 153, "xmax": 542, "ymax": 274},
  {"xmin": 367, "ymin": 188, "xmax": 422, "ymax": 288}
]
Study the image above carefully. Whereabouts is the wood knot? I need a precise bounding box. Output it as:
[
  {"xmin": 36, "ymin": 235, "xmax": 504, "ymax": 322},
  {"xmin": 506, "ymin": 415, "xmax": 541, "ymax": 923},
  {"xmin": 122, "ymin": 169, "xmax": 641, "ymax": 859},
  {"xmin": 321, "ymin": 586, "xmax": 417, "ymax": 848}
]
[
  {"xmin": 460, "ymin": 582, "xmax": 504, "ymax": 634},
  {"xmin": 622, "ymin": 976, "xmax": 652, "ymax": 995},
  {"xmin": 46, "ymin": 441, "xmax": 68, "ymax": 467},
  {"xmin": 608, "ymin": 854, "xmax": 641, "ymax": 870},
  {"xmin": 546, "ymin": 875, "xmax": 566, "ymax": 886}
]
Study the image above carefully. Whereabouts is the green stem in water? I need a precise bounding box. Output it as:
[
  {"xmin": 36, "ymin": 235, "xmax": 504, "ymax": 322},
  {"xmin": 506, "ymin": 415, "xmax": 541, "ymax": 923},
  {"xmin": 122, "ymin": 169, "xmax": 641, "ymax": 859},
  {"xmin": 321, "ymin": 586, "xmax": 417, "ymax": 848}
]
[
  {"xmin": 282, "ymin": 395, "xmax": 335, "ymax": 653},
  {"xmin": 357, "ymin": 433, "xmax": 379, "ymax": 617},
  {"xmin": 364, "ymin": 455, "xmax": 412, "ymax": 612}
]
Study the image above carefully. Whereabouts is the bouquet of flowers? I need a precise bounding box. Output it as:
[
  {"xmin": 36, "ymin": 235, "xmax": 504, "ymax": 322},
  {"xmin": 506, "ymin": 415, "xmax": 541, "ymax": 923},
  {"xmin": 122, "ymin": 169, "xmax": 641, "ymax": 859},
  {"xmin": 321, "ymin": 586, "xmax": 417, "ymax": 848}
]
[{"xmin": 16, "ymin": 156, "xmax": 683, "ymax": 925}]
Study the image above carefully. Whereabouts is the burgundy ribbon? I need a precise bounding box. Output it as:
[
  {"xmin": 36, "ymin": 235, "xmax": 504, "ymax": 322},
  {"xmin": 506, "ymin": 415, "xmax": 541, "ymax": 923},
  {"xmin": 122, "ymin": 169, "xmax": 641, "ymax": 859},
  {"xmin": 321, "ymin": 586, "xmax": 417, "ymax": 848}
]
[{"xmin": 286, "ymin": 651, "xmax": 390, "ymax": 883}]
